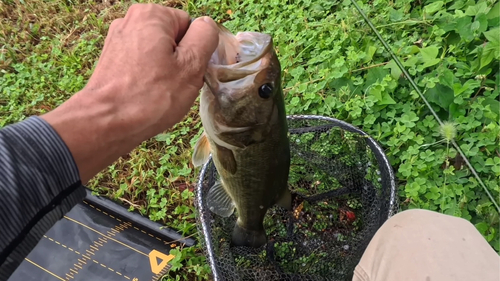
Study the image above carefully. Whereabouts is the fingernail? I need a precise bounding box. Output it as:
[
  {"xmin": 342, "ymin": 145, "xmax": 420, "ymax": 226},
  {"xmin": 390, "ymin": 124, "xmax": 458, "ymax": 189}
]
[
  {"xmin": 190, "ymin": 16, "xmax": 215, "ymax": 27},
  {"xmin": 200, "ymin": 16, "xmax": 215, "ymax": 25}
]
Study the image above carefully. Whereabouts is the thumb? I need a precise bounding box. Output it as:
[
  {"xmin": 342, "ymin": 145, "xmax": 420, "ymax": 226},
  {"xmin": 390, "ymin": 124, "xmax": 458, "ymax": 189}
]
[{"xmin": 176, "ymin": 16, "xmax": 219, "ymax": 69}]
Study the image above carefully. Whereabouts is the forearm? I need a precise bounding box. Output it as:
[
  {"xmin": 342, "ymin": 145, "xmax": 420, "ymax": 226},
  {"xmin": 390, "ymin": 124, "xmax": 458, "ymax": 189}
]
[
  {"xmin": 0, "ymin": 116, "xmax": 85, "ymax": 276},
  {"xmin": 40, "ymin": 85, "xmax": 159, "ymax": 183}
]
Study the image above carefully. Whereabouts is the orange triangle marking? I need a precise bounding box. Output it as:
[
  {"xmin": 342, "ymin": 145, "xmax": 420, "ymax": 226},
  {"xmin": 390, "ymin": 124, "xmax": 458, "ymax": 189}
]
[{"xmin": 148, "ymin": 249, "xmax": 174, "ymax": 274}]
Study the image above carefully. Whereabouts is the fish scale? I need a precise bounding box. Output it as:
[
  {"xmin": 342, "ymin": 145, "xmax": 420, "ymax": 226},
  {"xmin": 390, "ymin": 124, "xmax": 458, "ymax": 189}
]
[{"xmin": 211, "ymin": 127, "xmax": 288, "ymax": 225}]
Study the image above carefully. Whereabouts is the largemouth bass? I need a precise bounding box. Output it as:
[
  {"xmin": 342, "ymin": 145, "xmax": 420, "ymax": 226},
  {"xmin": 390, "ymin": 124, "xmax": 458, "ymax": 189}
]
[{"xmin": 192, "ymin": 24, "xmax": 292, "ymax": 248}]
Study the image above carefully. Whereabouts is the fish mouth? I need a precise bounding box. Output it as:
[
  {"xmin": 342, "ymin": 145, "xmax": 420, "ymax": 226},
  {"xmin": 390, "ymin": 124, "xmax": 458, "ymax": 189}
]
[
  {"xmin": 200, "ymin": 24, "xmax": 276, "ymax": 144},
  {"xmin": 204, "ymin": 24, "xmax": 273, "ymax": 86}
]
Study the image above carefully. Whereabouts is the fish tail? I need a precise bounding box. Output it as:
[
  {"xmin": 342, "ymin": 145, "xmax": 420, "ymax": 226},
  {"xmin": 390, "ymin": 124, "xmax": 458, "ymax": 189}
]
[{"xmin": 231, "ymin": 222, "xmax": 267, "ymax": 248}]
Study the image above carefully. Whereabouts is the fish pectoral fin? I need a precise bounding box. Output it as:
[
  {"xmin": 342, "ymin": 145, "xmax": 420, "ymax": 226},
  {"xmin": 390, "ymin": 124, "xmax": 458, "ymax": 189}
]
[
  {"xmin": 275, "ymin": 189, "xmax": 292, "ymax": 211},
  {"xmin": 192, "ymin": 132, "xmax": 211, "ymax": 167},
  {"xmin": 206, "ymin": 180, "xmax": 235, "ymax": 217},
  {"xmin": 215, "ymin": 143, "xmax": 237, "ymax": 174}
]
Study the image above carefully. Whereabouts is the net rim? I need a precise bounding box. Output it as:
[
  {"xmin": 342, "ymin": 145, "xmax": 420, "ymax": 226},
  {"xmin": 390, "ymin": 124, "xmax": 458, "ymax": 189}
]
[{"xmin": 195, "ymin": 114, "xmax": 399, "ymax": 281}]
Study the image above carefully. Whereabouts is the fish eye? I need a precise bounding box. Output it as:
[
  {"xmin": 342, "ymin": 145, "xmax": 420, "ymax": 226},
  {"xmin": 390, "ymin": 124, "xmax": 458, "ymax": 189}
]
[{"xmin": 259, "ymin": 83, "xmax": 273, "ymax": 99}]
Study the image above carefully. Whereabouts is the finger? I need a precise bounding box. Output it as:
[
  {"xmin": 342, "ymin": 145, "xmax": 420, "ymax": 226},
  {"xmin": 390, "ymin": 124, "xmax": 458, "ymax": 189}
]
[
  {"xmin": 101, "ymin": 18, "xmax": 124, "ymax": 54},
  {"xmin": 122, "ymin": 4, "xmax": 190, "ymax": 43},
  {"xmin": 108, "ymin": 18, "xmax": 124, "ymax": 35},
  {"xmin": 143, "ymin": 5, "xmax": 192, "ymax": 43},
  {"xmin": 175, "ymin": 16, "xmax": 219, "ymax": 69},
  {"xmin": 166, "ymin": 8, "xmax": 192, "ymax": 43}
]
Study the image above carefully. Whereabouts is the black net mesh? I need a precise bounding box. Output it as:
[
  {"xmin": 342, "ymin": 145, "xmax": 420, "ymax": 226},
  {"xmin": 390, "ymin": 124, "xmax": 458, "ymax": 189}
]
[{"xmin": 194, "ymin": 115, "xmax": 398, "ymax": 281}]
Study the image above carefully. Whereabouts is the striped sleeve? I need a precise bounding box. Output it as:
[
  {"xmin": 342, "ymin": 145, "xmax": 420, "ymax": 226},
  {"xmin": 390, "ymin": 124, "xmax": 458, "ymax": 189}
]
[{"xmin": 0, "ymin": 116, "xmax": 86, "ymax": 279}]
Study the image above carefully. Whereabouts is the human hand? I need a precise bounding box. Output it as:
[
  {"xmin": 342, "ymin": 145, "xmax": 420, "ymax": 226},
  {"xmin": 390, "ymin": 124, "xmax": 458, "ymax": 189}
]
[
  {"xmin": 41, "ymin": 4, "xmax": 219, "ymax": 182},
  {"xmin": 84, "ymin": 4, "xmax": 219, "ymax": 135}
]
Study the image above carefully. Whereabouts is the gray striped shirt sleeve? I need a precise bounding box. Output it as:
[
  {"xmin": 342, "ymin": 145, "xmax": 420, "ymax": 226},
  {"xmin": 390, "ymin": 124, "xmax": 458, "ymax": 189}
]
[{"xmin": 0, "ymin": 116, "xmax": 86, "ymax": 279}]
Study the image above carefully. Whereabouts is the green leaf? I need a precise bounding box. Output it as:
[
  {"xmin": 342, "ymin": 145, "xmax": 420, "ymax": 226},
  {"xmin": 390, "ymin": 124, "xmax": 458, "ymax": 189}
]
[
  {"xmin": 449, "ymin": 103, "xmax": 466, "ymax": 119},
  {"xmin": 364, "ymin": 67, "xmax": 389, "ymax": 90},
  {"xmin": 449, "ymin": 0, "xmax": 466, "ymax": 10},
  {"xmin": 329, "ymin": 77, "xmax": 354, "ymax": 91},
  {"xmin": 425, "ymin": 83, "xmax": 455, "ymax": 110},
  {"xmin": 440, "ymin": 19, "xmax": 459, "ymax": 32},
  {"xmin": 456, "ymin": 16, "xmax": 474, "ymax": 41},
  {"xmin": 484, "ymin": 27, "xmax": 500, "ymax": 45},
  {"xmin": 389, "ymin": 8, "xmax": 404, "ymax": 21},
  {"xmin": 475, "ymin": 14, "xmax": 489, "ymax": 34},
  {"xmin": 475, "ymin": 222, "xmax": 490, "ymax": 235},
  {"xmin": 424, "ymin": 1, "xmax": 444, "ymax": 16},
  {"xmin": 481, "ymin": 43, "xmax": 498, "ymax": 69},
  {"xmin": 492, "ymin": 165, "xmax": 500, "ymax": 175},
  {"xmin": 485, "ymin": 158, "xmax": 496, "ymax": 166},
  {"xmin": 419, "ymin": 46, "xmax": 441, "ymax": 68},
  {"xmin": 482, "ymin": 98, "xmax": 500, "ymax": 115},
  {"xmin": 364, "ymin": 45, "xmax": 377, "ymax": 63},
  {"xmin": 471, "ymin": 20, "xmax": 481, "ymax": 32},
  {"xmin": 402, "ymin": 55, "xmax": 419, "ymax": 67},
  {"xmin": 439, "ymin": 68, "xmax": 455, "ymax": 88},
  {"xmin": 444, "ymin": 30, "xmax": 461, "ymax": 45},
  {"xmin": 480, "ymin": 27, "xmax": 500, "ymax": 68},
  {"xmin": 465, "ymin": 2, "xmax": 490, "ymax": 16},
  {"xmin": 453, "ymin": 79, "xmax": 481, "ymax": 96},
  {"xmin": 325, "ymin": 96, "xmax": 336, "ymax": 109},
  {"xmin": 289, "ymin": 66, "xmax": 305, "ymax": 78},
  {"xmin": 364, "ymin": 114, "xmax": 376, "ymax": 125},
  {"xmin": 487, "ymin": 2, "xmax": 500, "ymax": 19},
  {"xmin": 383, "ymin": 60, "xmax": 402, "ymax": 79},
  {"xmin": 368, "ymin": 84, "xmax": 396, "ymax": 105},
  {"xmin": 419, "ymin": 46, "xmax": 439, "ymax": 61},
  {"xmin": 380, "ymin": 92, "xmax": 397, "ymax": 105},
  {"xmin": 422, "ymin": 58, "xmax": 441, "ymax": 69}
]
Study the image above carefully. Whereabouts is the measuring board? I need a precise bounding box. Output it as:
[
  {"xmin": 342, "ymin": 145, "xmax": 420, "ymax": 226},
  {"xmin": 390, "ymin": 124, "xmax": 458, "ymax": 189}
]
[{"xmin": 8, "ymin": 188, "xmax": 196, "ymax": 281}]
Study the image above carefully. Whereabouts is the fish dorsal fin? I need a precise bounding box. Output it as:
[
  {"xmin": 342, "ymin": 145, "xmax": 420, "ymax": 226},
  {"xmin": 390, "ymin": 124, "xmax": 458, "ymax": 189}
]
[
  {"xmin": 192, "ymin": 132, "xmax": 211, "ymax": 167},
  {"xmin": 206, "ymin": 180, "xmax": 235, "ymax": 217},
  {"xmin": 275, "ymin": 189, "xmax": 292, "ymax": 211}
]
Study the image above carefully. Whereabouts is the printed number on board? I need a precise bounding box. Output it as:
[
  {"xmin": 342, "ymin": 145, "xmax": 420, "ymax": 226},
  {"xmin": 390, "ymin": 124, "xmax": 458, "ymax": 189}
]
[{"xmin": 148, "ymin": 250, "xmax": 175, "ymax": 274}]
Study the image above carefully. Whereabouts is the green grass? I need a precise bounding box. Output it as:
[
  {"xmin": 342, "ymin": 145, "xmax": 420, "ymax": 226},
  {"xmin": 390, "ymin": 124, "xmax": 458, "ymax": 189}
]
[{"xmin": 1, "ymin": 0, "xmax": 499, "ymax": 280}]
